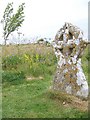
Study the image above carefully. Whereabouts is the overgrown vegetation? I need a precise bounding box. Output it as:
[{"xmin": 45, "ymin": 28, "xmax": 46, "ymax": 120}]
[
  {"xmin": 2, "ymin": 44, "xmax": 57, "ymax": 79},
  {"xmin": 2, "ymin": 44, "xmax": 89, "ymax": 118}
]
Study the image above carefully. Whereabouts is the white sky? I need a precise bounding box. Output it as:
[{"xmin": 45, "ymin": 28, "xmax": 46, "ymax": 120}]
[{"xmin": 0, "ymin": 0, "xmax": 89, "ymax": 44}]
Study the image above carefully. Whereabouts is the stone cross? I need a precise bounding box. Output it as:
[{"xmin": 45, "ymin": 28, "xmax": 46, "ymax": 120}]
[{"xmin": 53, "ymin": 22, "xmax": 89, "ymax": 99}]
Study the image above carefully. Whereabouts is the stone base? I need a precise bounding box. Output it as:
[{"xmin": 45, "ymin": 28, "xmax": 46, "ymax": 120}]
[{"xmin": 53, "ymin": 59, "xmax": 88, "ymax": 99}]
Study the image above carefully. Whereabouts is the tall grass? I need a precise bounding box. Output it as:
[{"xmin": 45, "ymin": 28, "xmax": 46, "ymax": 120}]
[{"xmin": 2, "ymin": 44, "xmax": 57, "ymax": 83}]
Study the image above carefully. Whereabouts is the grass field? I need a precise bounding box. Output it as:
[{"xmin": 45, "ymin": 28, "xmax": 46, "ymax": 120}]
[{"xmin": 2, "ymin": 44, "xmax": 89, "ymax": 118}]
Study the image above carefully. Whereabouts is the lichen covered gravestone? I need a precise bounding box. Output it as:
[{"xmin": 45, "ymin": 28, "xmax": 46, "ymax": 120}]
[{"xmin": 53, "ymin": 22, "xmax": 89, "ymax": 99}]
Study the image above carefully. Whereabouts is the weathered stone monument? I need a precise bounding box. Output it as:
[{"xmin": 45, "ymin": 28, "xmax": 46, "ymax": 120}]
[{"xmin": 53, "ymin": 22, "xmax": 89, "ymax": 99}]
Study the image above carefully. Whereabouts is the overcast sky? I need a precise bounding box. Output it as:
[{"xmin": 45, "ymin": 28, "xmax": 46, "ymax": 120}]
[{"xmin": 0, "ymin": 0, "xmax": 89, "ymax": 44}]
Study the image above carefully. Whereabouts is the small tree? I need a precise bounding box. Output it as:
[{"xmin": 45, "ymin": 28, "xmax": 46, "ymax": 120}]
[{"xmin": 1, "ymin": 2, "xmax": 25, "ymax": 45}]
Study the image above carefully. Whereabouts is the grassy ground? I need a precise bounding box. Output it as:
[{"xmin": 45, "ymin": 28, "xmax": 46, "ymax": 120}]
[{"xmin": 2, "ymin": 44, "xmax": 89, "ymax": 118}]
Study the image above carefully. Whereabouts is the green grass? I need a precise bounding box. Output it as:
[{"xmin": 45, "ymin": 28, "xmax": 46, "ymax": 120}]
[
  {"xmin": 2, "ymin": 44, "xmax": 89, "ymax": 118},
  {"xmin": 82, "ymin": 45, "xmax": 89, "ymax": 84},
  {"xmin": 2, "ymin": 75, "xmax": 88, "ymax": 118}
]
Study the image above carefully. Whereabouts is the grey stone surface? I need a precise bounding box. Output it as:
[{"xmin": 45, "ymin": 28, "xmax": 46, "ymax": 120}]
[{"xmin": 53, "ymin": 22, "xmax": 89, "ymax": 98}]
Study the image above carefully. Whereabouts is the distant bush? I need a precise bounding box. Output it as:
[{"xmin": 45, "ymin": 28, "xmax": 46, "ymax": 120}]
[
  {"xmin": 2, "ymin": 55, "xmax": 22, "ymax": 69},
  {"xmin": 37, "ymin": 38, "xmax": 44, "ymax": 42},
  {"xmin": 2, "ymin": 71, "xmax": 25, "ymax": 83}
]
